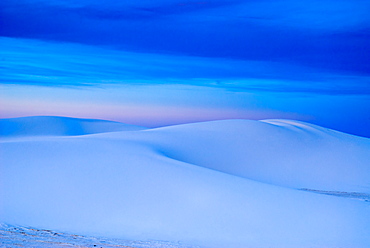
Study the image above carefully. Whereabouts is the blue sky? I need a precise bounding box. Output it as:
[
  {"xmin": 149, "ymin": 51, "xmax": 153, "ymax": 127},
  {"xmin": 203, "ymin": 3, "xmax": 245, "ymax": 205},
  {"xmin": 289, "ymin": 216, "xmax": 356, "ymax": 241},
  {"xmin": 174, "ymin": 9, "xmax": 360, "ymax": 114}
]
[{"xmin": 1, "ymin": 0, "xmax": 370, "ymax": 137}]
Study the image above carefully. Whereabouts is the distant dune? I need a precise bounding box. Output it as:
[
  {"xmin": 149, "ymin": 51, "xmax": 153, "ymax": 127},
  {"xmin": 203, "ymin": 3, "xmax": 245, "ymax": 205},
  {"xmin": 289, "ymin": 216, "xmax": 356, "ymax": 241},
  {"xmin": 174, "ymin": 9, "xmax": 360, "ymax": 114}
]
[
  {"xmin": 0, "ymin": 116, "xmax": 146, "ymax": 137},
  {"xmin": 1, "ymin": 117, "xmax": 369, "ymax": 248}
]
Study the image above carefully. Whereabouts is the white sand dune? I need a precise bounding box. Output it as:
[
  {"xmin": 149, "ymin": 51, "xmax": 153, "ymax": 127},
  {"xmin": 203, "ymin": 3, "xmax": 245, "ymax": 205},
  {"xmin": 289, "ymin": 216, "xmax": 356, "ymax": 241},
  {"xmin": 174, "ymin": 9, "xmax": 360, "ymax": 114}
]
[
  {"xmin": 0, "ymin": 116, "xmax": 146, "ymax": 137},
  {"xmin": 135, "ymin": 119, "xmax": 370, "ymax": 193},
  {"xmin": 1, "ymin": 116, "xmax": 369, "ymax": 248}
]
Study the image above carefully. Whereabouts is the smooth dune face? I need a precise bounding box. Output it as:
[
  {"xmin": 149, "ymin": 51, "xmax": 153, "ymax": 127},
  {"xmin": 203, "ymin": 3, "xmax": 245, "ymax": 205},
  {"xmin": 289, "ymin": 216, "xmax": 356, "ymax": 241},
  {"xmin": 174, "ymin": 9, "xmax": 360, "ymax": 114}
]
[
  {"xmin": 1, "ymin": 117, "xmax": 369, "ymax": 248},
  {"xmin": 137, "ymin": 119, "xmax": 370, "ymax": 192}
]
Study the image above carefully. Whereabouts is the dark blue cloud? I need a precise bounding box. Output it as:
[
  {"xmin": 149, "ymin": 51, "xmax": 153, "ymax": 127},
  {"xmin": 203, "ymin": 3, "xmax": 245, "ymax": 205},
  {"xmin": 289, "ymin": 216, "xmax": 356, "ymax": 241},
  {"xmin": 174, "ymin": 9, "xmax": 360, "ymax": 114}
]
[
  {"xmin": 77, "ymin": 1, "xmax": 234, "ymax": 20},
  {"xmin": 1, "ymin": 0, "xmax": 370, "ymax": 76},
  {"xmin": 1, "ymin": 37, "xmax": 369, "ymax": 96}
]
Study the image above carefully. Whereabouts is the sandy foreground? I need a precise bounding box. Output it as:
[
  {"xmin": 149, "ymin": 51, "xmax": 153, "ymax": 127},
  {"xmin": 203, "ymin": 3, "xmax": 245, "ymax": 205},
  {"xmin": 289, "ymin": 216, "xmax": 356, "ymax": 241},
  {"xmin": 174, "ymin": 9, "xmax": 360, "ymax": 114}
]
[{"xmin": 0, "ymin": 223, "xmax": 200, "ymax": 248}]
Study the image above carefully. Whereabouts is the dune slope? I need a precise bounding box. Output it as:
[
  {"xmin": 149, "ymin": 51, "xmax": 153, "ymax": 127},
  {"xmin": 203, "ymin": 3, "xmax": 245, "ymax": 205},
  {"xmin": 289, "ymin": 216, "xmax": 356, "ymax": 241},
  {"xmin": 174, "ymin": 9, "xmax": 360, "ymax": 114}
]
[
  {"xmin": 1, "ymin": 117, "xmax": 369, "ymax": 248},
  {"xmin": 134, "ymin": 119, "xmax": 370, "ymax": 193}
]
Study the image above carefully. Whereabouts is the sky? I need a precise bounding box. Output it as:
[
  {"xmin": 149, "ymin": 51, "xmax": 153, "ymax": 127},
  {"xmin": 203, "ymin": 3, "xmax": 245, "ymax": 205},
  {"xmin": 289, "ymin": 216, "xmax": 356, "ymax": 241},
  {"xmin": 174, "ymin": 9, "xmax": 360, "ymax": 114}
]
[{"xmin": 1, "ymin": 0, "xmax": 370, "ymax": 137}]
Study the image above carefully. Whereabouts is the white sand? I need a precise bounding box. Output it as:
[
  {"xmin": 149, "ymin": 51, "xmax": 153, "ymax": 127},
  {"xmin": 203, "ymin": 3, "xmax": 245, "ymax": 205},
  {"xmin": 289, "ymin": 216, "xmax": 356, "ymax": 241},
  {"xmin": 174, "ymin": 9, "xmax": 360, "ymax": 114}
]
[{"xmin": 1, "ymin": 117, "xmax": 369, "ymax": 248}]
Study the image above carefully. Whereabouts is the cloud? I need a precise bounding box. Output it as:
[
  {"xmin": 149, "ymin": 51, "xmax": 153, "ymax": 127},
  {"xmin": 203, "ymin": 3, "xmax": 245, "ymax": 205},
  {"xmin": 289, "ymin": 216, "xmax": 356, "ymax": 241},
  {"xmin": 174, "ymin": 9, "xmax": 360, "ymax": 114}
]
[
  {"xmin": 208, "ymin": 0, "xmax": 370, "ymax": 31},
  {"xmin": 1, "ymin": 37, "xmax": 369, "ymax": 95},
  {"xmin": 1, "ymin": 0, "xmax": 369, "ymax": 75}
]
